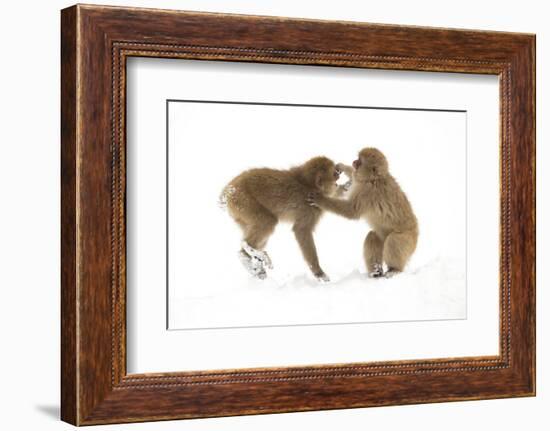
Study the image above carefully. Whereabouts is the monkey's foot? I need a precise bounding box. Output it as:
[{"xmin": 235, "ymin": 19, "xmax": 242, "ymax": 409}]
[
  {"xmin": 368, "ymin": 264, "xmax": 384, "ymax": 278},
  {"xmin": 238, "ymin": 250, "xmax": 267, "ymax": 280},
  {"xmin": 254, "ymin": 264, "xmax": 268, "ymax": 280},
  {"xmin": 241, "ymin": 241, "xmax": 273, "ymax": 269},
  {"xmin": 314, "ymin": 272, "xmax": 330, "ymax": 283}
]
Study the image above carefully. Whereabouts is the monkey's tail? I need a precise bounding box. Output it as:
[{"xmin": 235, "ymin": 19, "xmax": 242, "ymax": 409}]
[{"xmin": 218, "ymin": 184, "xmax": 237, "ymax": 211}]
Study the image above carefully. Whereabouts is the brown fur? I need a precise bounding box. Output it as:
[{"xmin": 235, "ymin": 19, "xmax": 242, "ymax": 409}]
[
  {"xmin": 222, "ymin": 156, "xmax": 344, "ymax": 280},
  {"xmin": 309, "ymin": 148, "xmax": 418, "ymax": 276}
]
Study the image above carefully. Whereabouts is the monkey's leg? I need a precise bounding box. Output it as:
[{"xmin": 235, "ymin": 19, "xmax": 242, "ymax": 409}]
[
  {"xmin": 292, "ymin": 224, "xmax": 329, "ymax": 282},
  {"xmin": 233, "ymin": 218, "xmax": 267, "ymax": 279},
  {"xmin": 229, "ymin": 190, "xmax": 277, "ymax": 278},
  {"xmin": 383, "ymin": 231, "xmax": 417, "ymax": 275},
  {"xmin": 242, "ymin": 241, "xmax": 273, "ymax": 269},
  {"xmin": 238, "ymin": 249, "xmax": 268, "ymax": 280},
  {"xmin": 240, "ymin": 211, "xmax": 277, "ymax": 278},
  {"xmin": 242, "ymin": 215, "xmax": 277, "ymax": 255},
  {"xmin": 364, "ymin": 230, "xmax": 384, "ymax": 277}
]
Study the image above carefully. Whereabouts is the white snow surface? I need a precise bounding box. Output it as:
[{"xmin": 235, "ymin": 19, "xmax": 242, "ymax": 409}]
[
  {"xmin": 169, "ymin": 206, "xmax": 467, "ymax": 329},
  {"xmin": 170, "ymin": 255, "xmax": 466, "ymax": 329}
]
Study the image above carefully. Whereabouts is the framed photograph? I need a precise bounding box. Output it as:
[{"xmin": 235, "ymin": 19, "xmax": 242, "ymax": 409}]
[{"xmin": 61, "ymin": 4, "xmax": 535, "ymax": 425}]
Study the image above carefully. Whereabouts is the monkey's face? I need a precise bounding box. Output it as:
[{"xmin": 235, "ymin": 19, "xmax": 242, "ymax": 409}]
[
  {"xmin": 316, "ymin": 162, "xmax": 341, "ymax": 196},
  {"xmin": 353, "ymin": 148, "xmax": 389, "ymax": 180}
]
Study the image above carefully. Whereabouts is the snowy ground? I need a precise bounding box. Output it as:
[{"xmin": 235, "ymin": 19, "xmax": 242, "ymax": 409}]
[
  {"xmin": 169, "ymin": 255, "xmax": 466, "ymax": 329},
  {"xmin": 169, "ymin": 196, "xmax": 467, "ymax": 329}
]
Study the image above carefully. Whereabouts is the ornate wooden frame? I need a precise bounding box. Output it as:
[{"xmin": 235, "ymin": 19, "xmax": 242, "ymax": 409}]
[{"xmin": 61, "ymin": 4, "xmax": 535, "ymax": 425}]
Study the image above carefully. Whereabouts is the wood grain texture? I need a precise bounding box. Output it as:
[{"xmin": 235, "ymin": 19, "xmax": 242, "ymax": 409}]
[
  {"xmin": 60, "ymin": 4, "xmax": 535, "ymax": 425},
  {"xmin": 60, "ymin": 5, "xmax": 78, "ymax": 425}
]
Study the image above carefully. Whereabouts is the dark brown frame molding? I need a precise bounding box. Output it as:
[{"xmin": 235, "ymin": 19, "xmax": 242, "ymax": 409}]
[{"xmin": 61, "ymin": 4, "xmax": 535, "ymax": 425}]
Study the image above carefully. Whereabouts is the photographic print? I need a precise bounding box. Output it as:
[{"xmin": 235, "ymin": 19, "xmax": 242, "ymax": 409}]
[{"xmin": 166, "ymin": 97, "xmax": 467, "ymax": 330}]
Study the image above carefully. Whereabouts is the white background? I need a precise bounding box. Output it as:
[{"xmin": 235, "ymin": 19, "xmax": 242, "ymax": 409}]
[
  {"xmin": 128, "ymin": 59, "xmax": 500, "ymax": 373},
  {"xmin": 0, "ymin": 0, "xmax": 546, "ymax": 430}
]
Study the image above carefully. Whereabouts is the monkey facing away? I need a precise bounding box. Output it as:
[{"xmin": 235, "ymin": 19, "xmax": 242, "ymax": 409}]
[
  {"xmin": 220, "ymin": 157, "xmax": 347, "ymax": 282},
  {"xmin": 308, "ymin": 148, "xmax": 418, "ymax": 277}
]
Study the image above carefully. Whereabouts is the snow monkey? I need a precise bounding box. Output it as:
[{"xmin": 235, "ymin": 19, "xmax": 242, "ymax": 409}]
[
  {"xmin": 221, "ymin": 157, "xmax": 349, "ymax": 281},
  {"xmin": 308, "ymin": 148, "xmax": 418, "ymax": 277}
]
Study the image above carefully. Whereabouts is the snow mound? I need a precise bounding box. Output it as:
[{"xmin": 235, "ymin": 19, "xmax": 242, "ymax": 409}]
[{"xmin": 170, "ymin": 257, "xmax": 466, "ymax": 330}]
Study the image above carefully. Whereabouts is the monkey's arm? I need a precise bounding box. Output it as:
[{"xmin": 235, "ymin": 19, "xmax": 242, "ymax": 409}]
[
  {"xmin": 334, "ymin": 186, "xmax": 347, "ymax": 199},
  {"xmin": 334, "ymin": 181, "xmax": 353, "ymax": 198},
  {"xmin": 336, "ymin": 163, "xmax": 354, "ymax": 178},
  {"xmin": 309, "ymin": 195, "xmax": 361, "ymax": 220},
  {"xmin": 334, "ymin": 163, "xmax": 353, "ymax": 198}
]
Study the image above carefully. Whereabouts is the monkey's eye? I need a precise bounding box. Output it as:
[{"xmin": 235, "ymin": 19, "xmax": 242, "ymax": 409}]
[{"xmin": 333, "ymin": 171, "xmax": 340, "ymax": 179}]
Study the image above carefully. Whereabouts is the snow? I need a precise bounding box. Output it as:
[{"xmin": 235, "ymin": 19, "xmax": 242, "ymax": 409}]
[
  {"xmin": 169, "ymin": 255, "xmax": 466, "ymax": 329},
  {"xmin": 168, "ymin": 206, "xmax": 466, "ymax": 330}
]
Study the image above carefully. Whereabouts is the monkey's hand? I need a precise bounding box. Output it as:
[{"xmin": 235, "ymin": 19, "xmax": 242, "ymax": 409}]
[
  {"xmin": 342, "ymin": 180, "xmax": 353, "ymax": 192},
  {"xmin": 306, "ymin": 191, "xmax": 322, "ymax": 208},
  {"xmin": 336, "ymin": 163, "xmax": 354, "ymax": 178}
]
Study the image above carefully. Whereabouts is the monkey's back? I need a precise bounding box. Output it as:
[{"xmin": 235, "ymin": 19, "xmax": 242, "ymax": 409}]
[{"xmin": 224, "ymin": 168, "xmax": 315, "ymax": 222}]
